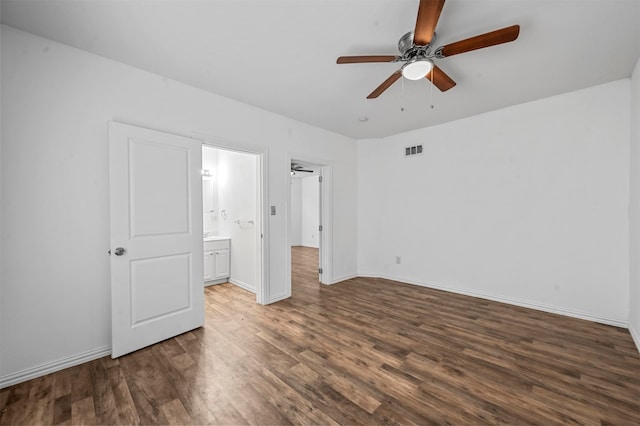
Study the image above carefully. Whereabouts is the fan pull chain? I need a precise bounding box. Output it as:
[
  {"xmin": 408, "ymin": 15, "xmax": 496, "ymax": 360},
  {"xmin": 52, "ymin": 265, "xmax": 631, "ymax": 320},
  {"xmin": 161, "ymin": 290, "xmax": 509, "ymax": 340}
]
[
  {"xmin": 430, "ymin": 69, "xmax": 435, "ymax": 109},
  {"xmin": 401, "ymin": 75, "xmax": 405, "ymax": 112}
]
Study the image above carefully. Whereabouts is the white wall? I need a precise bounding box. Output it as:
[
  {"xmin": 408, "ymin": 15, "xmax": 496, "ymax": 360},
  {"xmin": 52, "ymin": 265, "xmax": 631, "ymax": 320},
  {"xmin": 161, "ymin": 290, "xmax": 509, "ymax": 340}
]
[
  {"xmin": 358, "ymin": 80, "xmax": 631, "ymax": 326},
  {"xmin": 217, "ymin": 149, "xmax": 257, "ymax": 292},
  {"xmin": 0, "ymin": 26, "xmax": 358, "ymax": 386},
  {"xmin": 290, "ymin": 178, "xmax": 302, "ymax": 245},
  {"xmin": 202, "ymin": 146, "xmax": 219, "ymax": 236},
  {"xmin": 630, "ymin": 56, "xmax": 640, "ymax": 349},
  {"xmin": 301, "ymin": 176, "xmax": 320, "ymax": 248}
]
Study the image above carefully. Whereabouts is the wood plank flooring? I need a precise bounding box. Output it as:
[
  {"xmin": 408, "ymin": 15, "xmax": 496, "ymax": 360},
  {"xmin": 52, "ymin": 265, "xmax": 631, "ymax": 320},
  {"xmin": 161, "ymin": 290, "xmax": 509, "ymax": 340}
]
[{"xmin": 1, "ymin": 245, "xmax": 639, "ymax": 424}]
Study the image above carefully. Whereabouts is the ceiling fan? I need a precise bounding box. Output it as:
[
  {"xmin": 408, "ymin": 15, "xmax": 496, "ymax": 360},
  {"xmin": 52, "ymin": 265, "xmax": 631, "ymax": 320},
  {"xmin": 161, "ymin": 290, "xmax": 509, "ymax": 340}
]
[
  {"xmin": 291, "ymin": 163, "xmax": 314, "ymax": 176},
  {"xmin": 336, "ymin": 0, "xmax": 520, "ymax": 98}
]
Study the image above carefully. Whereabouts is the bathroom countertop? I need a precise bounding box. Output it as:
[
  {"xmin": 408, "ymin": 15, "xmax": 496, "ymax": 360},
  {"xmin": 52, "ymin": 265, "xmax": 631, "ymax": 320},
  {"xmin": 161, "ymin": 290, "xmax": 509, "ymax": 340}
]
[{"xmin": 203, "ymin": 235, "xmax": 231, "ymax": 242}]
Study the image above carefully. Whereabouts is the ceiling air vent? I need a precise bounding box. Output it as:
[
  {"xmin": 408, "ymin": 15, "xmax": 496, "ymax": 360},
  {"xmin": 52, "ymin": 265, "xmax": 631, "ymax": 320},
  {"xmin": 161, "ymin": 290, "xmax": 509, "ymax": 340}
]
[{"xmin": 405, "ymin": 144, "xmax": 423, "ymax": 157}]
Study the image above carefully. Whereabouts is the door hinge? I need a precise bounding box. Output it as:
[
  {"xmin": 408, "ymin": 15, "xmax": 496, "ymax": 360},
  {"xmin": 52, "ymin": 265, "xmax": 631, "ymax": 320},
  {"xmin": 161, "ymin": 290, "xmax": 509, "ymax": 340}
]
[
  {"xmin": 319, "ymin": 268, "xmax": 323, "ymax": 274},
  {"xmin": 318, "ymin": 176, "xmax": 323, "ymax": 183},
  {"xmin": 319, "ymin": 225, "xmax": 323, "ymax": 232}
]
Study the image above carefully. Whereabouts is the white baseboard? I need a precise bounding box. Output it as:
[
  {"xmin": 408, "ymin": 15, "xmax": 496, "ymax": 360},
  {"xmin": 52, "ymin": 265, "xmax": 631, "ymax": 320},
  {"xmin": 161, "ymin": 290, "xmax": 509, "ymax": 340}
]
[
  {"xmin": 267, "ymin": 291, "xmax": 290, "ymax": 304},
  {"xmin": 204, "ymin": 277, "xmax": 227, "ymax": 286},
  {"xmin": 229, "ymin": 278, "xmax": 256, "ymax": 294},
  {"xmin": 0, "ymin": 345, "xmax": 111, "ymax": 390},
  {"xmin": 630, "ymin": 324, "xmax": 640, "ymax": 353},
  {"xmin": 325, "ymin": 273, "xmax": 357, "ymax": 285},
  {"xmin": 369, "ymin": 273, "xmax": 628, "ymax": 328},
  {"xmin": 357, "ymin": 272, "xmax": 381, "ymax": 279}
]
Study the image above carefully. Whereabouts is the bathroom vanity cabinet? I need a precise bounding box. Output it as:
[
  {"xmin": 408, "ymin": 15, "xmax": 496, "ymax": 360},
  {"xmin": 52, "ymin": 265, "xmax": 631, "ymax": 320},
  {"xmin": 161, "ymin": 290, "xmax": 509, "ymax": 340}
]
[{"xmin": 203, "ymin": 237, "xmax": 230, "ymax": 285}]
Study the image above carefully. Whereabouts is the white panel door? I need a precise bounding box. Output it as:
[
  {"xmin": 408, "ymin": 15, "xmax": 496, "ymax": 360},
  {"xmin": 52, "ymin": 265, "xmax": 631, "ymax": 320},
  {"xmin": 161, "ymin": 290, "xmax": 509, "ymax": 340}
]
[{"xmin": 109, "ymin": 122, "xmax": 204, "ymax": 358}]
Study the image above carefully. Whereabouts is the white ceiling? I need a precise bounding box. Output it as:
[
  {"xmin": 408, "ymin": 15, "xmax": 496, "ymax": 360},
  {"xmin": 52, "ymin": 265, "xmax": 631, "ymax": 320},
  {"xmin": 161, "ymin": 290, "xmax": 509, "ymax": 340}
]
[{"xmin": 2, "ymin": 0, "xmax": 639, "ymax": 139}]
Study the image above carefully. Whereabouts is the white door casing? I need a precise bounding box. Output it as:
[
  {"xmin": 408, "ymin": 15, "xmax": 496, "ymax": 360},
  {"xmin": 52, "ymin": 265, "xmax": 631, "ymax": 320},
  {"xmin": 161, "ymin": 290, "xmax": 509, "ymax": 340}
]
[
  {"xmin": 318, "ymin": 174, "xmax": 323, "ymax": 281},
  {"xmin": 109, "ymin": 122, "xmax": 204, "ymax": 358}
]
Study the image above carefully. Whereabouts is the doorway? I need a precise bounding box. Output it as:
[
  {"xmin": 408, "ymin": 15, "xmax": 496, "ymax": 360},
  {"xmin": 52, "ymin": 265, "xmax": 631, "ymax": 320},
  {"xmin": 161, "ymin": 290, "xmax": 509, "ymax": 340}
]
[
  {"xmin": 288, "ymin": 157, "xmax": 331, "ymax": 292},
  {"xmin": 203, "ymin": 143, "xmax": 264, "ymax": 302}
]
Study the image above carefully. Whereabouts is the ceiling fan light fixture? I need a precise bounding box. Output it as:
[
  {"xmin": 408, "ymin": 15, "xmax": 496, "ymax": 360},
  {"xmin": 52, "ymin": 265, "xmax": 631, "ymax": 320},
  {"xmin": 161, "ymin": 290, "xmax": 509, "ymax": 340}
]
[{"xmin": 401, "ymin": 58, "xmax": 434, "ymax": 80}]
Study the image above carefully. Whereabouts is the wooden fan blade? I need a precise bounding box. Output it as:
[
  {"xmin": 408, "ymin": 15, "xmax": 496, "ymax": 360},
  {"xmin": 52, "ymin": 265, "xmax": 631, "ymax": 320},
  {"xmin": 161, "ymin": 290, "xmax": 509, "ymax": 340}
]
[
  {"xmin": 367, "ymin": 71, "xmax": 402, "ymax": 99},
  {"xmin": 425, "ymin": 65, "xmax": 456, "ymax": 92},
  {"xmin": 440, "ymin": 25, "xmax": 520, "ymax": 57},
  {"xmin": 414, "ymin": 0, "xmax": 446, "ymax": 46},
  {"xmin": 337, "ymin": 55, "xmax": 398, "ymax": 64}
]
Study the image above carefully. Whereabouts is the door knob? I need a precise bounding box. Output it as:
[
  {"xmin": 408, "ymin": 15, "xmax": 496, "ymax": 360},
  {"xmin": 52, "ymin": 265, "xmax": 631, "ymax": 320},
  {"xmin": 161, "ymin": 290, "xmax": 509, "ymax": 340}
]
[{"xmin": 114, "ymin": 247, "xmax": 126, "ymax": 256}]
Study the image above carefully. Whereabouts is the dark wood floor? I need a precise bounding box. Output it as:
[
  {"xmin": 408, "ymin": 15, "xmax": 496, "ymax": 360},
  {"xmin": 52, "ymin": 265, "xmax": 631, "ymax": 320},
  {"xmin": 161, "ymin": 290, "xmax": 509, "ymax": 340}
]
[{"xmin": 1, "ymin": 246, "xmax": 639, "ymax": 425}]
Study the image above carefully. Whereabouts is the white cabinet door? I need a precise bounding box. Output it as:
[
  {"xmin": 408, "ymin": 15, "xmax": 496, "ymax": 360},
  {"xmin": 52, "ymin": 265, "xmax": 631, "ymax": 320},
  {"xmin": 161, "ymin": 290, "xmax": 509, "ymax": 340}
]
[
  {"xmin": 203, "ymin": 251, "xmax": 214, "ymax": 282},
  {"xmin": 109, "ymin": 122, "xmax": 204, "ymax": 358},
  {"xmin": 214, "ymin": 249, "xmax": 230, "ymax": 279}
]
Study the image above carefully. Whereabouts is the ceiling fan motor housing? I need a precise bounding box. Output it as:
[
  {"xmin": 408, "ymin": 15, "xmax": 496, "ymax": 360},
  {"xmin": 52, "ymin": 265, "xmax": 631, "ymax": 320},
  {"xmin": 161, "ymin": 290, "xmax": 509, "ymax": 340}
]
[
  {"xmin": 398, "ymin": 31, "xmax": 437, "ymax": 62},
  {"xmin": 398, "ymin": 31, "xmax": 417, "ymax": 54}
]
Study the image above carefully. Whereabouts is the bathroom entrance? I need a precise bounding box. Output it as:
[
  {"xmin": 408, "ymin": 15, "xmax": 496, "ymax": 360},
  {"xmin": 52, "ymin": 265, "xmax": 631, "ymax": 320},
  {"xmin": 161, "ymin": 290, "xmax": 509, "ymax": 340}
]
[{"xmin": 202, "ymin": 144, "xmax": 263, "ymax": 298}]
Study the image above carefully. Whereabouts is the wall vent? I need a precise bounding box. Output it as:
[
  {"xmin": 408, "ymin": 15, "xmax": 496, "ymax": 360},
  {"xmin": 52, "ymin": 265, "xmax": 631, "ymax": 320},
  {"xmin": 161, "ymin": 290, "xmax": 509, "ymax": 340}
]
[{"xmin": 405, "ymin": 144, "xmax": 423, "ymax": 157}]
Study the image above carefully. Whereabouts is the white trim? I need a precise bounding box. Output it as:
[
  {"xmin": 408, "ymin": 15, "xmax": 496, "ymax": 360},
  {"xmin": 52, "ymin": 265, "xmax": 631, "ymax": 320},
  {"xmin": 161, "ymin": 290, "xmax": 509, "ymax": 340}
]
[
  {"xmin": 229, "ymin": 278, "xmax": 256, "ymax": 294},
  {"xmin": 268, "ymin": 292, "xmax": 290, "ymax": 304},
  {"xmin": 357, "ymin": 272, "xmax": 381, "ymax": 279},
  {"xmin": 284, "ymin": 158, "xmax": 292, "ymax": 301},
  {"xmin": 0, "ymin": 345, "xmax": 111, "ymax": 389},
  {"xmin": 362, "ymin": 273, "xmax": 629, "ymax": 328},
  {"xmin": 205, "ymin": 278, "xmax": 228, "ymax": 286},
  {"xmin": 319, "ymin": 166, "xmax": 333, "ymax": 284},
  {"xmin": 327, "ymin": 273, "xmax": 358, "ymax": 285},
  {"xmin": 193, "ymin": 132, "xmax": 265, "ymax": 157},
  {"xmin": 257, "ymin": 148, "xmax": 269, "ymax": 305},
  {"xmin": 630, "ymin": 324, "xmax": 640, "ymax": 353}
]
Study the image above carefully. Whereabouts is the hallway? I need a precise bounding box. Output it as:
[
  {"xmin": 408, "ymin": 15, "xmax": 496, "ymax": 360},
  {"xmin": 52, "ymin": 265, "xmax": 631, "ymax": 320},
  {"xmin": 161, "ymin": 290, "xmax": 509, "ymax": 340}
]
[{"xmin": 290, "ymin": 246, "xmax": 320, "ymax": 299}]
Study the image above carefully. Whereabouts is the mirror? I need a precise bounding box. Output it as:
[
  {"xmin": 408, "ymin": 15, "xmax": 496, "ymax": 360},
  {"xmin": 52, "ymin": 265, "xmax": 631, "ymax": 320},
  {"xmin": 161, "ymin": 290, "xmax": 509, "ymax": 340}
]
[{"xmin": 203, "ymin": 180, "xmax": 218, "ymax": 235}]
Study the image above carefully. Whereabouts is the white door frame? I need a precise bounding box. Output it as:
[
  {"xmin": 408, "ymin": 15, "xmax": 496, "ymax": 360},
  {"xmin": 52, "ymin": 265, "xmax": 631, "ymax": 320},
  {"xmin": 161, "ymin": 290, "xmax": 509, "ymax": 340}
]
[
  {"xmin": 198, "ymin": 135, "xmax": 268, "ymax": 305},
  {"xmin": 286, "ymin": 153, "xmax": 333, "ymax": 288}
]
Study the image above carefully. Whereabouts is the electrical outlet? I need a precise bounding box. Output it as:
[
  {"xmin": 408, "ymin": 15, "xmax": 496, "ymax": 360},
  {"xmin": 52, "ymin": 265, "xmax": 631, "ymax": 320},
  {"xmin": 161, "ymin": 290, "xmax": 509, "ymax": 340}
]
[{"xmin": 395, "ymin": 256, "xmax": 401, "ymax": 264}]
